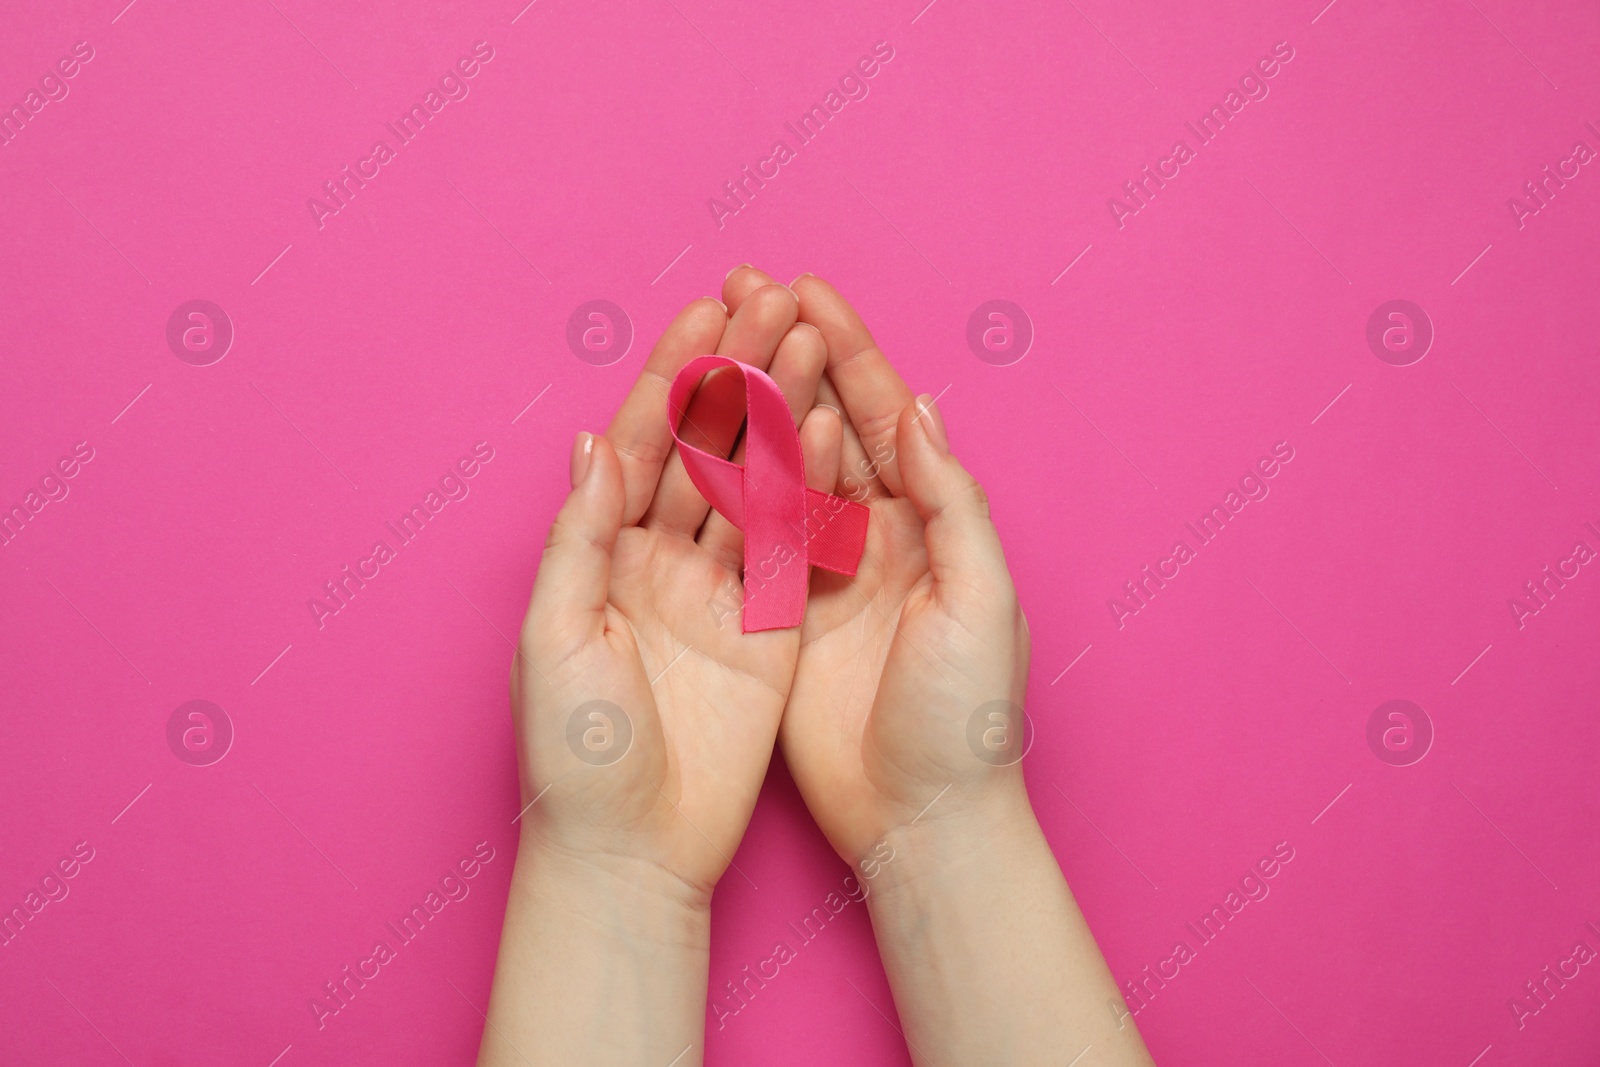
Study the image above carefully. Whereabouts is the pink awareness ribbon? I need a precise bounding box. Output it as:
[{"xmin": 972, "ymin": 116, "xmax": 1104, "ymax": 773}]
[{"xmin": 668, "ymin": 355, "xmax": 869, "ymax": 632}]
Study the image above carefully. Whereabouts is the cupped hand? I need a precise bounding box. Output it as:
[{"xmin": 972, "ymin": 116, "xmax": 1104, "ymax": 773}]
[
  {"xmin": 723, "ymin": 268, "xmax": 1033, "ymax": 868},
  {"xmin": 513, "ymin": 285, "xmax": 842, "ymax": 899}
]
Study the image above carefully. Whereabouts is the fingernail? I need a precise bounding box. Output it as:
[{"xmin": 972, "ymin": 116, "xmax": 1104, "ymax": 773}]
[
  {"xmin": 817, "ymin": 402, "xmax": 842, "ymax": 418},
  {"xmin": 705, "ymin": 297, "xmax": 727, "ymax": 312},
  {"xmin": 726, "ymin": 263, "xmax": 751, "ymax": 279},
  {"xmin": 789, "ymin": 272, "xmax": 812, "ymax": 288},
  {"xmin": 570, "ymin": 432, "xmax": 594, "ymax": 488},
  {"xmin": 915, "ymin": 394, "xmax": 949, "ymax": 455}
]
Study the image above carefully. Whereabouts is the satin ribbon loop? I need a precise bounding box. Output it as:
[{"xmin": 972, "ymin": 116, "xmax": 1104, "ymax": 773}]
[{"xmin": 667, "ymin": 355, "xmax": 869, "ymax": 632}]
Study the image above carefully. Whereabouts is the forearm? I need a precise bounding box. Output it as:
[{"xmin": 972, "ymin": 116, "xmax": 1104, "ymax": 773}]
[
  {"xmin": 478, "ymin": 832, "xmax": 712, "ymax": 1067},
  {"xmin": 864, "ymin": 793, "xmax": 1154, "ymax": 1067}
]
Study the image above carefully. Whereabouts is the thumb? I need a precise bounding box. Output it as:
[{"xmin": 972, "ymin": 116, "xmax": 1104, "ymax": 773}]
[
  {"xmin": 525, "ymin": 432, "xmax": 626, "ymax": 649},
  {"xmin": 896, "ymin": 395, "xmax": 1010, "ymax": 598}
]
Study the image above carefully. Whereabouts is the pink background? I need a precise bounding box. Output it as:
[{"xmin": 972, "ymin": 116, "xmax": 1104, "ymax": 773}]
[{"xmin": 3, "ymin": 0, "xmax": 1599, "ymax": 1063}]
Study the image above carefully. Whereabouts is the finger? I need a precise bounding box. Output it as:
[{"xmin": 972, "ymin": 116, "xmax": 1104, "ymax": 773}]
[
  {"xmin": 815, "ymin": 374, "xmax": 885, "ymax": 501},
  {"xmin": 895, "ymin": 395, "xmax": 1011, "ymax": 600},
  {"xmin": 644, "ymin": 284, "xmax": 800, "ymax": 535},
  {"xmin": 799, "ymin": 403, "xmax": 843, "ymax": 496},
  {"xmin": 521, "ymin": 433, "xmax": 627, "ymax": 660},
  {"xmin": 764, "ymin": 322, "xmax": 829, "ymax": 423},
  {"xmin": 696, "ymin": 325, "xmax": 831, "ymax": 567},
  {"xmin": 794, "ymin": 274, "xmax": 915, "ymax": 496},
  {"xmin": 723, "ymin": 265, "xmax": 779, "ymax": 312},
  {"xmin": 605, "ymin": 298, "xmax": 727, "ymax": 526}
]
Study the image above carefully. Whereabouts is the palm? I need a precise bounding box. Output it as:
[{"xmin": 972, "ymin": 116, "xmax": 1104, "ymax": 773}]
[
  {"xmin": 785, "ymin": 495, "xmax": 1019, "ymax": 863},
  {"xmin": 746, "ymin": 270, "xmax": 1031, "ymax": 868},
  {"xmin": 520, "ymin": 525, "xmax": 795, "ymax": 893},
  {"xmin": 514, "ymin": 286, "xmax": 822, "ymax": 895}
]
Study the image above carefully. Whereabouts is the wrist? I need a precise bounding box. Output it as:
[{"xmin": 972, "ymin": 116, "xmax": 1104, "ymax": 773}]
[
  {"xmin": 859, "ymin": 783, "xmax": 1049, "ymax": 914},
  {"xmin": 514, "ymin": 826, "xmax": 714, "ymax": 945}
]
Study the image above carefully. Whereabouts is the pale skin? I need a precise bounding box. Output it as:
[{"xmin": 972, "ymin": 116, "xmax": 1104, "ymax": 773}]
[{"xmin": 477, "ymin": 269, "xmax": 1155, "ymax": 1066}]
